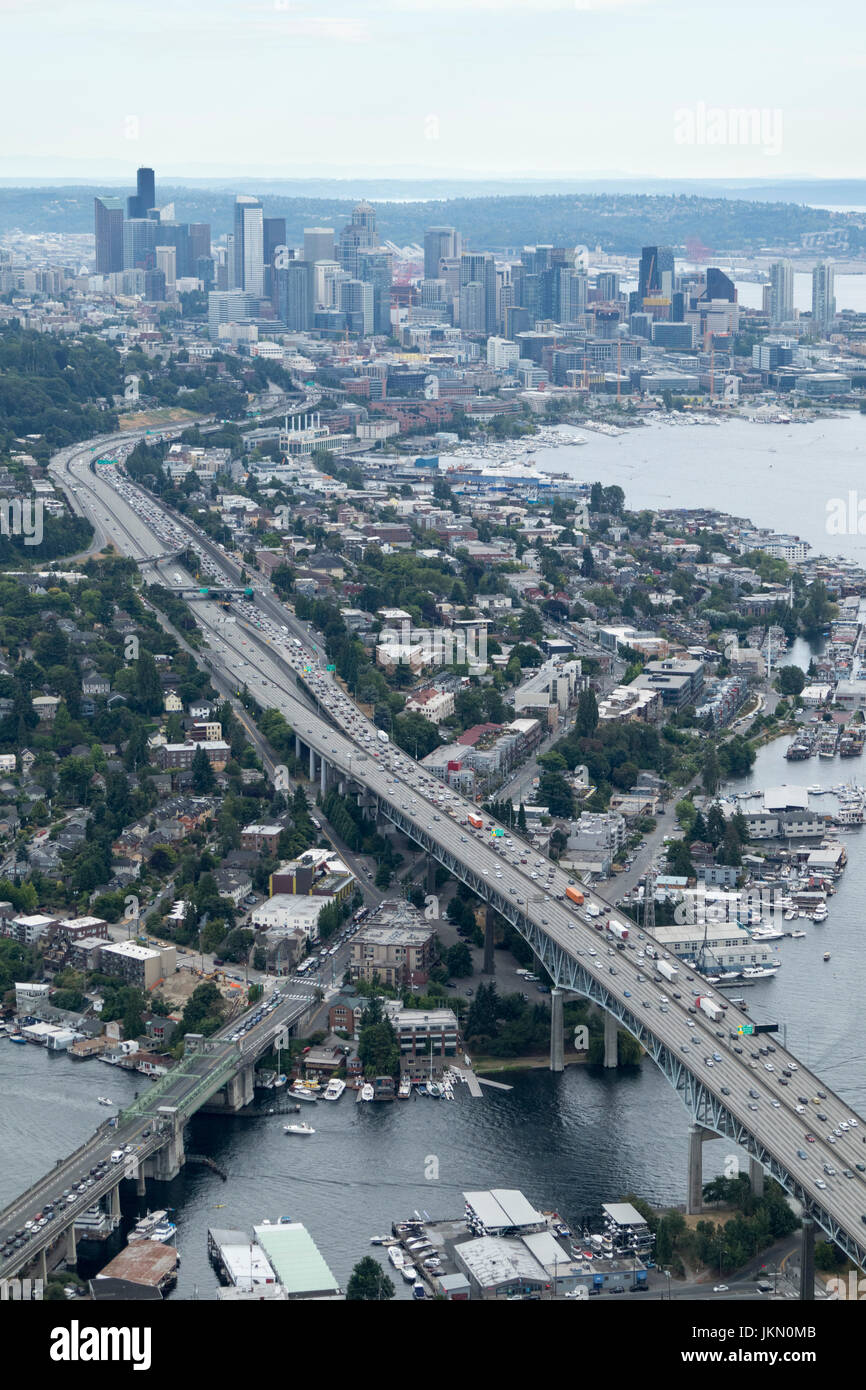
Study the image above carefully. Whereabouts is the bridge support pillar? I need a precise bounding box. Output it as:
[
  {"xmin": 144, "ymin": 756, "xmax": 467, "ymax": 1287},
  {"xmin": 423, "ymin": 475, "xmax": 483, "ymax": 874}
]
[
  {"xmin": 550, "ymin": 988, "xmax": 564, "ymax": 1072},
  {"xmin": 145, "ymin": 1122, "xmax": 186, "ymax": 1182},
  {"xmin": 222, "ymin": 1063, "xmax": 256, "ymax": 1112},
  {"xmin": 65, "ymin": 1224, "xmax": 77, "ymax": 1267},
  {"xmin": 136, "ymin": 1167, "xmax": 147, "ymax": 1198},
  {"xmin": 295, "ymin": 734, "xmax": 301, "ymax": 760},
  {"xmin": 749, "ymin": 1157, "xmax": 765, "ymax": 1199},
  {"xmin": 320, "ymin": 756, "xmax": 328, "ymax": 797},
  {"xmin": 687, "ymin": 1124, "xmax": 714, "ymax": 1214},
  {"xmin": 799, "ymin": 1216, "xmax": 815, "ymax": 1301},
  {"xmin": 483, "ymin": 904, "xmax": 495, "ymax": 975},
  {"xmin": 603, "ymin": 1011, "xmax": 618, "ymax": 1069},
  {"xmin": 309, "ymin": 746, "xmax": 316, "ymax": 783},
  {"xmin": 110, "ymin": 1183, "xmax": 122, "ymax": 1218},
  {"xmin": 40, "ymin": 1246, "xmax": 48, "ymax": 1284}
]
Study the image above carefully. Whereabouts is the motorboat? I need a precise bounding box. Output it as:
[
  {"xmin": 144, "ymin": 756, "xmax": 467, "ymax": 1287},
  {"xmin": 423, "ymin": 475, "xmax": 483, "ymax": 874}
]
[
  {"xmin": 427, "ymin": 1082, "xmax": 442, "ymax": 1098},
  {"xmin": 97, "ymin": 1097, "xmax": 113, "ymax": 1106},
  {"xmin": 742, "ymin": 965, "xmax": 780, "ymax": 979},
  {"xmin": 790, "ymin": 930, "xmax": 807, "ymax": 938},
  {"xmin": 360, "ymin": 1083, "xmax": 374, "ymax": 1101},
  {"xmin": 284, "ymin": 1122, "xmax": 315, "ymax": 1136},
  {"xmin": 400, "ymin": 1263, "xmax": 417, "ymax": 1283},
  {"xmin": 398, "ymin": 1076, "xmax": 412, "ymax": 1099},
  {"xmin": 128, "ymin": 1210, "xmax": 173, "ymax": 1243},
  {"xmin": 388, "ymin": 1246, "xmax": 405, "ymax": 1269},
  {"xmin": 322, "ymin": 1077, "xmax": 346, "ymax": 1101},
  {"xmin": 823, "ymin": 952, "xmax": 831, "ymax": 961},
  {"xmin": 413, "ymin": 1280, "xmax": 427, "ymax": 1299},
  {"xmin": 290, "ymin": 1085, "xmax": 318, "ymax": 1103}
]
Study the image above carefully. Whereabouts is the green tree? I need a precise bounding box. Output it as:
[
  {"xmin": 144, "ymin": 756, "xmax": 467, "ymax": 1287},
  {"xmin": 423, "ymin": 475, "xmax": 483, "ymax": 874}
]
[
  {"xmin": 191, "ymin": 745, "xmax": 216, "ymax": 793},
  {"xmin": 346, "ymin": 1256, "xmax": 395, "ymax": 1300}
]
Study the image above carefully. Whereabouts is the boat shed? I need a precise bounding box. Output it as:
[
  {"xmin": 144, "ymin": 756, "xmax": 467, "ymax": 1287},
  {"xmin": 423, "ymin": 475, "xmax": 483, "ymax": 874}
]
[
  {"xmin": 463, "ymin": 1189, "xmax": 546, "ymax": 1236},
  {"xmin": 253, "ymin": 1222, "xmax": 342, "ymax": 1299}
]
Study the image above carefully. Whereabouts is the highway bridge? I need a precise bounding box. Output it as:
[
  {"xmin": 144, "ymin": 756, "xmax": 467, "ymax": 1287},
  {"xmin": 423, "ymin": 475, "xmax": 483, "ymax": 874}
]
[{"xmin": 21, "ymin": 428, "xmax": 866, "ymax": 1290}]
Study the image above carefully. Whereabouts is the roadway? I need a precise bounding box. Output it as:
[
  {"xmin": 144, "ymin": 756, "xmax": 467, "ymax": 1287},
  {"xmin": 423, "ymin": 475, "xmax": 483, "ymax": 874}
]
[{"xmin": 41, "ymin": 432, "xmax": 866, "ymax": 1272}]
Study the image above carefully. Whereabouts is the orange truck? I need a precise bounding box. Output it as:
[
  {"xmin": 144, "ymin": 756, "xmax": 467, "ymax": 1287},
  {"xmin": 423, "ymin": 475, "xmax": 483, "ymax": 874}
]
[
  {"xmin": 468, "ymin": 814, "xmax": 484, "ymax": 830},
  {"xmin": 565, "ymin": 886, "xmax": 584, "ymax": 906}
]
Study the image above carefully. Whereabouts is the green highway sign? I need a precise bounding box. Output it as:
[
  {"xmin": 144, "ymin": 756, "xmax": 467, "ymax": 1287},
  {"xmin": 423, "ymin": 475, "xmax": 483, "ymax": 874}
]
[
  {"xmin": 326, "ymin": 664, "xmax": 335, "ymax": 672},
  {"xmin": 737, "ymin": 1024, "xmax": 754, "ymax": 1035}
]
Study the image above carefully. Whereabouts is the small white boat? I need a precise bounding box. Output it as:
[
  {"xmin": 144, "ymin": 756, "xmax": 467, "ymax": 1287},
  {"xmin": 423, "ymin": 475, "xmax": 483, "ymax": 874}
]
[
  {"xmin": 401, "ymin": 1263, "xmax": 417, "ymax": 1283},
  {"xmin": 360, "ymin": 1083, "xmax": 374, "ymax": 1101},
  {"xmin": 398, "ymin": 1076, "xmax": 412, "ymax": 1099},
  {"xmin": 323, "ymin": 1078, "xmax": 345, "ymax": 1101},
  {"xmin": 290, "ymin": 1086, "xmax": 318, "ymax": 1103},
  {"xmin": 388, "ymin": 1246, "xmax": 405, "ymax": 1268},
  {"xmin": 284, "ymin": 1122, "xmax": 315, "ymax": 1136},
  {"xmin": 790, "ymin": 930, "xmax": 807, "ymax": 938},
  {"xmin": 823, "ymin": 952, "xmax": 831, "ymax": 961},
  {"xmin": 413, "ymin": 1280, "xmax": 426, "ymax": 1299},
  {"xmin": 427, "ymin": 1082, "xmax": 442, "ymax": 1098},
  {"xmin": 97, "ymin": 1096, "xmax": 113, "ymax": 1106}
]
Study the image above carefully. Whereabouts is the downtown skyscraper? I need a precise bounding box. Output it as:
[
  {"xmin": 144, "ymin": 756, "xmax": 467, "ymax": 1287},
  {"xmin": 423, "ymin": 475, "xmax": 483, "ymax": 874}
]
[{"xmin": 232, "ymin": 195, "xmax": 264, "ymax": 298}]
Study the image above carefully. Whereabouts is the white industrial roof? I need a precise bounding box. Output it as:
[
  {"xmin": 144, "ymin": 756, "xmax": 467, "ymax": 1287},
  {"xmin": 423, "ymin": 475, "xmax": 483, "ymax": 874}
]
[
  {"xmin": 603, "ymin": 1202, "xmax": 649, "ymax": 1227},
  {"xmin": 464, "ymin": 1188, "xmax": 544, "ymax": 1231}
]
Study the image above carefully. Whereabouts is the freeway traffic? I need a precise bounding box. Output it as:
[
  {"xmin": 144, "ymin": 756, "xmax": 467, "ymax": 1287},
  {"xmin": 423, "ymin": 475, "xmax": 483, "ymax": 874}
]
[{"xmin": 46, "ymin": 431, "xmax": 866, "ymax": 1270}]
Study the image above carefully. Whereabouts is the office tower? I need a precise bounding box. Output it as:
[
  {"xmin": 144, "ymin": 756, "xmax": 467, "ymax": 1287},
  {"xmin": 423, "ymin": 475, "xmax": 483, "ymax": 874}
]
[
  {"xmin": 357, "ymin": 247, "xmax": 393, "ymax": 335},
  {"xmin": 671, "ymin": 290, "xmax": 685, "ymax": 322},
  {"xmin": 313, "ymin": 259, "xmax": 346, "ymax": 309},
  {"xmin": 262, "ymin": 217, "xmax": 286, "ymax": 301},
  {"xmin": 461, "ymin": 252, "xmax": 496, "ymax": 333},
  {"xmin": 558, "ymin": 267, "xmax": 588, "ymax": 323},
  {"xmin": 189, "ymin": 223, "xmax": 211, "ymax": 266},
  {"xmin": 339, "ymin": 201, "xmax": 377, "ymax": 278},
  {"xmin": 769, "ymin": 259, "xmax": 794, "ymax": 327},
  {"xmin": 705, "ymin": 267, "xmax": 736, "ymax": 302},
  {"xmin": 208, "ymin": 289, "xmax": 258, "ymax": 342},
  {"xmin": 596, "ymin": 271, "xmax": 620, "ymax": 300},
  {"xmin": 638, "ymin": 246, "xmax": 659, "ymax": 299},
  {"xmin": 144, "ymin": 269, "xmax": 166, "ymax": 302},
  {"xmin": 522, "ymin": 246, "xmax": 552, "ymax": 275},
  {"xmin": 233, "ymin": 196, "xmax": 264, "ymax": 298},
  {"xmin": 94, "ymin": 196, "xmax": 124, "ymax": 273},
  {"xmin": 151, "ymin": 222, "xmax": 191, "ymax": 277},
  {"xmin": 459, "ymin": 281, "xmax": 485, "ymax": 333},
  {"xmin": 304, "ymin": 227, "xmax": 336, "ymax": 264},
  {"xmin": 424, "ymin": 225, "xmax": 459, "ymax": 279},
  {"xmin": 657, "ymin": 246, "xmax": 674, "ymax": 299},
  {"xmin": 225, "ymin": 235, "xmax": 236, "ymax": 288},
  {"xmin": 420, "ymin": 278, "xmax": 447, "ymax": 306},
  {"xmin": 811, "ymin": 261, "xmax": 835, "ymax": 333},
  {"xmin": 275, "ymin": 259, "xmax": 313, "ymax": 331},
  {"xmin": 122, "ymin": 217, "xmax": 157, "ymax": 271},
  {"xmin": 504, "ymin": 304, "xmax": 531, "ymax": 339},
  {"xmin": 127, "ymin": 166, "xmax": 155, "ymax": 219},
  {"xmin": 155, "ymin": 245, "xmax": 176, "ymax": 297},
  {"xmin": 341, "ymin": 278, "xmax": 374, "ymax": 336},
  {"xmin": 196, "ymin": 257, "xmax": 215, "ymax": 291}
]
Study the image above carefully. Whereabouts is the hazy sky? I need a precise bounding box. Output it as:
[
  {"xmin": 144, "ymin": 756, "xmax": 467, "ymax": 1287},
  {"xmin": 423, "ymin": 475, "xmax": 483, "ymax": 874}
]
[{"xmin": 2, "ymin": 0, "xmax": 864, "ymax": 179}]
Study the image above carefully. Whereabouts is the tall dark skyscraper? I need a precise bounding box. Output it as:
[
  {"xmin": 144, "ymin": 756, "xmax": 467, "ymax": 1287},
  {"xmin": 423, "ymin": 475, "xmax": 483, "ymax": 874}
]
[
  {"xmin": 189, "ymin": 223, "xmax": 212, "ymax": 265},
  {"xmin": 638, "ymin": 245, "xmax": 674, "ymax": 301},
  {"xmin": 705, "ymin": 267, "xmax": 736, "ymax": 302},
  {"xmin": 339, "ymin": 201, "xmax": 377, "ymax": 278},
  {"xmin": 263, "ymin": 217, "xmax": 286, "ymax": 301},
  {"xmin": 127, "ymin": 166, "xmax": 156, "ymax": 219},
  {"xmin": 94, "ymin": 196, "xmax": 124, "ymax": 273}
]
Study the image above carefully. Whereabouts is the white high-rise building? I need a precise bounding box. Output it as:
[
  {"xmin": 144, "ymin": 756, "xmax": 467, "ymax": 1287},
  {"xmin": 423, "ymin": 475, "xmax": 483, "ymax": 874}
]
[
  {"xmin": 811, "ymin": 261, "xmax": 836, "ymax": 333},
  {"xmin": 769, "ymin": 259, "xmax": 794, "ymax": 328},
  {"xmin": 486, "ymin": 336, "xmax": 519, "ymax": 371},
  {"xmin": 234, "ymin": 195, "xmax": 264, "ymax": 298}
]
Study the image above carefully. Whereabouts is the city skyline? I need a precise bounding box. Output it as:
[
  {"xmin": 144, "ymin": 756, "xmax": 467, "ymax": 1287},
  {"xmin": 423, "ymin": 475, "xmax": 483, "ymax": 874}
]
[{"xmin": 2, "ymin": 0, "xmax": 864, "ymax": 180}]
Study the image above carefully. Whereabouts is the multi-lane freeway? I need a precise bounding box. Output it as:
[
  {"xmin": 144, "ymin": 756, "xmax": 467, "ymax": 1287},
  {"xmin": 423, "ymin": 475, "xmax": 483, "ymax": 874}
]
[{"xmin": 31, "ymin": 430, "xmax": 866, "ymax": 1274}]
